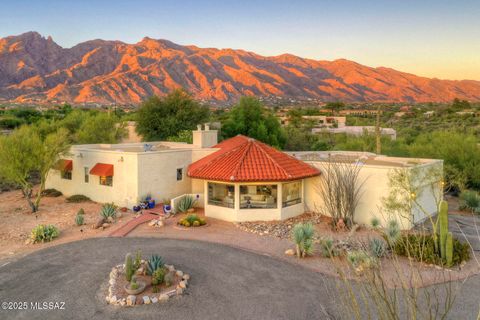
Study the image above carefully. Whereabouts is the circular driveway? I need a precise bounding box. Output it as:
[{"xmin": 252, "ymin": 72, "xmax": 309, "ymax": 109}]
[{"xmin": 0, "ymin": 238, "xmax": 338, "ymax": 320}]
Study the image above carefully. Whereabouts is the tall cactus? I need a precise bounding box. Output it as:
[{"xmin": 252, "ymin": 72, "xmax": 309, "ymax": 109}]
[
  {"xmin": 125, "ymin": 253, "xmax": 134, "ymax": 282},
  {"xmin": 438, "ymin": 200, "xmax": 449, "ymax": 260},
  {"xmin": 446, "ymin": 232, "xmax": 453, "ymax": 267}
]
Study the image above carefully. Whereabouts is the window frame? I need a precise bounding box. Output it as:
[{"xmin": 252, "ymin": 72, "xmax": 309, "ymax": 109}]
[
  {"xmin": 99, "ymin": 175, "xmax": 113, "ymax": 187},
  {"xmin": 176, "ymin": 168, "xmax": 183, "ymax": 181},
  {"xmin": 207, "ymin": 182, "xmax": 235, "ymax": 208},
  {"xmin": 282, "ymin": 181, "xmax": 302, "ymax": 208},
  {"xmin": 239, "ymin": 184, "xmax": 278, "ymax": 209}
]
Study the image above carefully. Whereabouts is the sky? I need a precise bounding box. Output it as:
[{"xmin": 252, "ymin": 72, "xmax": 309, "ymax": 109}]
[{"xmin": 0, "ymin": 0, "xmax": 479, "ymax": 80}]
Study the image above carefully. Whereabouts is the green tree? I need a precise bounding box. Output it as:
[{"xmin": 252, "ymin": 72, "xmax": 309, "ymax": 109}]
[
  {"xmin": 222, "ymin": 96, "xmax": 286, "ymax": 148},
  {"xmin": 75, "ymin": 113, "xmax": 127, "ymax": 144},
  {"xmin": 136, "ymin": 89, "xmax": 210, "ymax": 141},
  {"xmin": 326, "ymin": 101, "xmax": 345, "ymax": 115},
  {"xmin": 0, "ymin": 126, "xmax": 70, "ymax": 212}
]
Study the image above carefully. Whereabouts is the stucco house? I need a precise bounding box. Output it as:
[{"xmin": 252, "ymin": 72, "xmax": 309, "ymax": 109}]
[{"xmin": 46, "ymin": 125, "xmax": 442, "ymax": 229}]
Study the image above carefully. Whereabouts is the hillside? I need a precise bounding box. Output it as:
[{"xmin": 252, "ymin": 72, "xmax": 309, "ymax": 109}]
[{"xmin": 1, "ymin": 32, "xmax": 479, "ymax": 104}]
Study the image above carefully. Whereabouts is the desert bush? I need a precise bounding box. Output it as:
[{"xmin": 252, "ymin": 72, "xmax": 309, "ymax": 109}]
[
  {"xmin": 41, "ymin": 188, "xmax": 62, "ymax": 197},
  {"xmin": 370, "ymin": 216, "xmax": 380, "ymax": 229},
  {"xmin": 292, "ymin": 222, "xmax": 315, "ymax": 258},
  {"xmin": 320, "ymin": 238, "xmax": 338, "ymax": 258},
  {"xmin": 175, "ymin": 195, "xmax": 196, "ymax": 213},
  {"xmin": 75, "ymin": 209, "xmax": 85, "ymax": 226},
  {"xmin": 391, "ymin": 233, "xmax": 470, "ymax": 266},
  {"xmin": 66, "ymin": 194, "xmax": 91, "ymax": 203},
  {"xmin": 146, "ymin": 255, "xmax": 164, "ymax": 276},
  {"xmin": 30, "ymin": 224, "xmax": 59, "ymax": 243},
  {"xmin": 99, "ymin": 203, "xmax": 117, "ymax": 220},
  {"xmin": 385, "ymin": 219, "xmax": 401, "ymax": 244},
  {"xmin": 347, "ymin": 250, "xmax": 374, "ymax": 270},
  {"xmin": 315, "ymin": 156, "xmax": 366, "ymax": 228},
  {"xmin": 460, "ymin": 190, "xmax": 480, "ymax": 212},
  {"xmin": 369, "ymin": 238, "xmax": 387, "ymax": 258}
]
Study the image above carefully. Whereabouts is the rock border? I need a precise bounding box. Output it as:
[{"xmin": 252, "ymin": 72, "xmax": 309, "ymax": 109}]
[{"xmin": 105, "ymin": 263, "xmax": 190, "ymax": 307}]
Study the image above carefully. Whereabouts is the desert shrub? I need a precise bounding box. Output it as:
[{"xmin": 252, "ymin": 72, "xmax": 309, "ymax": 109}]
[
  {"xmin": 41, "ymin": 188, "xmax": 62, "ymax": 197},
  {"xmin": 75, "ymin": 209, "xmax": 85, "ymax": 226},
  {"xmin": 347, "ymin": 250, "xmax": 374, "ymax": 270},
  {"xmin": 30, "ymin": 224, "xmax": 59, "ymax": 243},
  {"xmin": 66, "ymin": 194, "xmax": 91, "ymax": 203},
  {"xmin": 146, "ymin": 255, "xmax": 164, "ymax": 276},
  {"xmin": 175, "ymin": 195, "xmax": 197, "ymax": 213},
  {"xmin": 391, "ymin": 233, "xmax": 470, "ymax": 266},
  {"xmin": 320, "ymin": 238, "xmax": 338, "ymax": 258},
  {"xmin": 292, "ymin": 222, "xmax": 315, "ymax": 258},
  {"xmin": 369, "ymin": 238, "xmax": 387, "ymax": 258},
  {"xmin": 370, "ymin": 216, "xmax": 380, "ymax": 229},
  {"xmin": 385, "ymin": 219, "xmax": 401, "ymax": 244},
  {"xmin": 460, "ymin": 190, "xmax": 480, "ymax": 212},
  {"xmin": 151, "ymin": 267, "xmax": 168, "ymax": 285},
  {"xmin": 99, "ymin": 203, "xmax": 117, "ymax": 220}
]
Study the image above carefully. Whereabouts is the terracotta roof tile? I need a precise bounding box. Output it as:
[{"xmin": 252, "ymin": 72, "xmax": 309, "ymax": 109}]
[{"xmin": 188, "ymin": 135, "xmax": 320, "ymax": 182}]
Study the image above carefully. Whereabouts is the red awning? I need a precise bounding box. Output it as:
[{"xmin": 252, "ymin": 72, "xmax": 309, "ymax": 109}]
[
  {"xmin": 90, "ymin": 163, "xmax": 114, "ymax": 176},
  {"xmin": 55, "ymin": 159, "xmax": 73, "ymax": 171}
]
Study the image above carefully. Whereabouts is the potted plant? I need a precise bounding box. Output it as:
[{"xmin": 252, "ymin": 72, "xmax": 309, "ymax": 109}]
[
  {"xmin": 163, "ymin": 199, "xmax": 172, "ymax": 214},
  {"xmin": 148, "ymin": 198, "xmax": 156, "ymax": 209}
]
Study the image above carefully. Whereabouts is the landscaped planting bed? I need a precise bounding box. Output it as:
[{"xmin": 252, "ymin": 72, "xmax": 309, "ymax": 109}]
[{"xmin": 105, "ymin": 252, "xmax": 190, "ymax": 307}]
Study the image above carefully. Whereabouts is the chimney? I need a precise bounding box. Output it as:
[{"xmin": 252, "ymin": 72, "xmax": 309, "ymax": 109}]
[{"xmin": 193, "ymin": 123, "xmax": 218, "ymax": 148}]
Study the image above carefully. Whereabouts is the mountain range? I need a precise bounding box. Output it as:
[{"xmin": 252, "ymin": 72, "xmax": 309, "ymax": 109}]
[{"xmin": 0, "ymin": 31, "xmax": 479, "ymax": 104}]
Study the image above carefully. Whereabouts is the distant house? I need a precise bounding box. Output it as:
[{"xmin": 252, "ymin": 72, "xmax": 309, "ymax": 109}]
[
  {"xmin": 339, "ymin": 109, "xmax": 379, "ymax": 117},
  {"xmin": 312, "ymin": 126, "xmax": 397, "ymax": 140},
  {"xmin": 424, "ymin": 111, "xmax": 435, "ymax": 117},
  {"xmin": 46, "ymin": 126, "xmax": 441, "ymax": 229}
]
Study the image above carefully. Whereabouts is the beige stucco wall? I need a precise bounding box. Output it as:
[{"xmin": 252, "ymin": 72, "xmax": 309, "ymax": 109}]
[
  {"xmin": 45, "ymin": 150, "xmax": 139, "ymax": 208},
  {"xmin": 304, "ymin": 161, "xmax": 443, "ymax": 230},
  {"xmin": 46, "ymin": 144, "xmax": 218, "ymax": 209}
]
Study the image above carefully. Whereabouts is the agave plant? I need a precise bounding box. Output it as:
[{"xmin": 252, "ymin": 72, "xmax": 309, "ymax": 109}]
[
  {"xmin": 100, "ymin": 203, "xmax": 117, "ymax": 220},
  {"xmin": 369, "ymin": 238, "xmax": 387, "ymax": 258},
  {"xmin": 175, "ymin": 195, "xmax": 197, "ymax": 213},
  {"xmin": 146, "ymin": 254, "xmax": 164, "ymax": 275},
  {"xmin": 385, "ymin": 219, "xmax": 401, "ymax": 245}
]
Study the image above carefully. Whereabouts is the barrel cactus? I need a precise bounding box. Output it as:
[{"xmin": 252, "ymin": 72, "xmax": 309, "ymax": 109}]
[{"xmin": 75, "ymin": 209, "xmax": 85, "ymax": 226}]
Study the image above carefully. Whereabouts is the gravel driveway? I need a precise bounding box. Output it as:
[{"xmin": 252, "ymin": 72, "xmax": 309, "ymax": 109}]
[{"xmin": 0, "ymin": 238, "xmax": 478, "ymax": 320}]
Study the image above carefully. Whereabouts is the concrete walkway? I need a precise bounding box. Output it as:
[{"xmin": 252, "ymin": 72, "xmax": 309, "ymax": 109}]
[{"xmin": 0, "ymin": 238, "xmax": 479, "ymax": 320}]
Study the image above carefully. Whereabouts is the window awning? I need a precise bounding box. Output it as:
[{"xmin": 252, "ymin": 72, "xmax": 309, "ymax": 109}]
[
  {"xmin": 90, "ymin": 163, "xmax": 114, "ymax": 176},
  {"xmin": 55, "ymin": 159, "xmax": 73, "ymax": 171}
]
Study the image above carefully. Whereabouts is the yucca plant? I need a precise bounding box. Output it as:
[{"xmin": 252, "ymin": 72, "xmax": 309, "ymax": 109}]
[
  {"xmin": 385, "ymin": 219, "xmax": 401, "ymax": 245},
  {"xmin": 292, "ymin": 222, "xmax": 315, "ymax": 258},
  {"xmin": 146, "ymin": 254, "xmax": 164, "ymax": 275},
  {"xmin": 99, "ymin": 203, "xmax": 117, "ymax": 220},
  {"xmin": 175, "ymin": 195, "xmax": 196, "ymax": 213}
]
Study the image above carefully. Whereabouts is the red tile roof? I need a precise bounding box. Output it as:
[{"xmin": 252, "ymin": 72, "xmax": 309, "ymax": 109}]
[
  {"xmin": 90, "ymin": 163, "xmax": 114, "ymax": 176},
  {"xmin": 188, "ymin": 135, "xmax": 320, "ymax": 182}
]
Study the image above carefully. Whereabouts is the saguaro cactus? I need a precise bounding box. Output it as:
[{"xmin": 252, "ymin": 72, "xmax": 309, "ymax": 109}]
[
  {"xmin": 446, "ymin": 232, "xmax": 453, "ymax": 267},
  {"xmin": 438, "ymin": 200, "xmax": 449, "ymax": 260}
]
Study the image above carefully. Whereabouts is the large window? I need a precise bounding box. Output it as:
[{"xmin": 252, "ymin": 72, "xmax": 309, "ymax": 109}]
[
  {"xmin": 99, "ymin": 176, "xmax": 113, "ymax": 187},
  {"xmin": 282, "ymin": 181, "xmax": 302, "ymax": 207},
  {"xmin": 208, "ymin": 183, "xmax": 234, "ymax": 208},
  {"xmin": 240, "ymin": 185, "xmax": 277, "ymax": 209}
]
